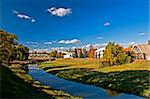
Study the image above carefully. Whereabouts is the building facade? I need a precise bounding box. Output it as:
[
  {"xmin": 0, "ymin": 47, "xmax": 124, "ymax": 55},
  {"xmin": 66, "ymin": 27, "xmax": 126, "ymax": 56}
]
[
  {"xmin": 94, "ymin": 47, "xmax": 105, "ymax": 59},
  {"xmin": 63, "ymin": 52, "xmax": 73, "ymax": 58}
]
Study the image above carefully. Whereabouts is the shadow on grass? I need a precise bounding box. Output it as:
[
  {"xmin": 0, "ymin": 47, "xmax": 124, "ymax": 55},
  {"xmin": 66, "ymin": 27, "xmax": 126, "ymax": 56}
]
[
  {"xmin": 1, "ymin": 65, "xmax": 52, "ymax": 98},
  {"xmin": 49, "ymin": 68, "xmax": 93, "ymax": 75},
  {"xmin": 43, "ymin": 65, "xmax": 70, "ymax": 71},
  {"xmin": 47, "ymin": 68, "xmax": 149, "ymax": 97}
]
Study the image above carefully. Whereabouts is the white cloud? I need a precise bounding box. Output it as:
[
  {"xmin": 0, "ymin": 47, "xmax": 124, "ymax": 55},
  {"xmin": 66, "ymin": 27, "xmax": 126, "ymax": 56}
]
[
  {"xmin": 93, "ymin": 43, "xmax": 107, "ymax": 48},
  {"xmin": 26, "ymin": 41, "xmax": 38, "ymax": 44},
  {"xmin": 128, "ymin": 41, "xmax": 135, "ymax": 45},
  {"xmin": 17, "ymin": 14, "xmax": 31, "ymax": 19},
  {"xmin": 58, "ymin": 39, "xmax": 80, "ymax": 44},
  {"xmin": 31, "ymin": 41, "xmax": 38, "ymax": 44},
  {"xmin": 51, "ymin": 47, "xmax": 69, "ymax": 51},
  {"xmin": 84, "ymin": 43, "xmax": 106, "ymax": 49},
  {"xmin": 26, "ymin": 41, "xmax": 30, "ymax": 44},
  {"xmin": 139, "ymin": 32, "xmax": 147, "ymax": 36},
  {"xmin": 97, "ymin": 36, "xmax": 103, "ymax": 39},
  {"xmin": 44, "ymin": 41, "xmax": 52, "ymax": 45},
  {"xmin": 31, "ymin": 19, "xmax": 36, "ymax": 22},
  {"xmin": 58, "ymin": 40, "xmax": 66, "ymax": 44},
  {"xmin": 30, "ymin": 49, "xmax": 50, "ymax": 53},
  {"xmin": 12, "ymin": 10, "xmax": 19, "ymax": 14},
  {"xmin": 104, "ymin": 22, "xmax": 110, "ymax": 26},
  {"xmin": 13, "ymin": 10, "xmax": 35, "ymax": 22},
  {"xmin": 52, "ymin": 41, "xmax": 57, "ymax": 43},
  {"xmin": 31, "ymin": 45, "xmax": 37, "ymax": 47},
  {"xmin": 47, "ymin": 7, "xmax": 72, "ymax": 17}
]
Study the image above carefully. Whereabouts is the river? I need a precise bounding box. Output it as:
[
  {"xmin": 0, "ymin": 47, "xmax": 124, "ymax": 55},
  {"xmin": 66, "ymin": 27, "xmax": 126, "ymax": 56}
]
[{"xmin": 28, "ymin": 65, "xmax": 143, "ymax": 99}]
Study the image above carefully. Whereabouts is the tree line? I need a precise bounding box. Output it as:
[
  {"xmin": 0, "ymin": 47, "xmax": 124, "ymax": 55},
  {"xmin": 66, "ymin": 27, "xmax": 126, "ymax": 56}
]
[{"xmin": 0, "ymin": 30, "xmax": 29, "ymax": 65}]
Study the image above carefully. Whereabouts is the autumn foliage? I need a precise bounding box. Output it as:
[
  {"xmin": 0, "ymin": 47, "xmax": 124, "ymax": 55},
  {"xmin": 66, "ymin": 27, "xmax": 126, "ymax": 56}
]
[
  {"xmin": 89, "ymin": 45, "xmax": 95, "ymax": 61},
  {"xmin": 100, "ymin": 42, "xmax": 134, "ymax": 67}
]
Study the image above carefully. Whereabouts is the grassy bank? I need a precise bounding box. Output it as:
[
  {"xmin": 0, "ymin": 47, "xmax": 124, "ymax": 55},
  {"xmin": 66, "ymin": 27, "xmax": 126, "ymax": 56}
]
[
  {"xmin": 1, "ymin": 64, "xmax": 81, "ymax": 98},
  {"xmin": 39, "ymin": 58, "xmax": 150, "ymax": 98}
]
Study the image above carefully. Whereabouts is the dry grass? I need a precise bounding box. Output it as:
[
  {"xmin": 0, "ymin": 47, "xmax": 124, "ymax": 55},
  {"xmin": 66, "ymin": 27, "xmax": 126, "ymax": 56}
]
[
  {"xmin": 39, "ymin": 58, "xmax": 150, "ymax": 73},
  {"xmin": 96, "ymin": 60, "xmax": 150, "ymax": 73},
  {"xmin": 39, "ymin": 58, "xmax": 99, "ymax": 72}
]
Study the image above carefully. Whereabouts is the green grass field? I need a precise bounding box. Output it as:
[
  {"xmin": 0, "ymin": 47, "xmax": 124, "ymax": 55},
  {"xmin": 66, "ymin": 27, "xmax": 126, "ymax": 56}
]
[
  {"xmin": 39, "ymin": 58, "xmax": 150, "ymax": 98},
  {"xmin": 39, "ymin": 58, "xmax": 150, "ymax": 72}
]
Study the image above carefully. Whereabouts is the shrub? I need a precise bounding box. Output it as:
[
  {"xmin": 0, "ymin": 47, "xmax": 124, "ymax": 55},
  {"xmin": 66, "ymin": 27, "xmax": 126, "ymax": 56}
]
[{"xmin": 100, "ymin": 42, "xmax": 134, "ymax": 67}]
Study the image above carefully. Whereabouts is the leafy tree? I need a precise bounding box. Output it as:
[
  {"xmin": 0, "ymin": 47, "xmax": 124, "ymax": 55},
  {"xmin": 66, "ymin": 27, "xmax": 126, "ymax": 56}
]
[
  {"xmin": 79, "ymin": 53, "xmax": 84, "ymax": 58},
  {"xmin": 82, "ymin": 48, "xmax": 88, "ymax": 58},
  {"xmin": 89, "ymin": 45, "xmax": 95, "ymax": 61},
  {"xmin": 56, "ymin": 52, "xmax": 64, "ymax": 58},
  {"xmin": 100, "ymin": 42, "xmax": 134, "ymax": 67},
  {"xmin": 148, "ymin": 40, "xmax": 150, "ymax": 45},
  {"xmin": 73, "ymin": 49, "xmax": 78, "ymax": 58},
  {"xmin": 12, "ymin": 45, "xmax": 29, "ymax": 61},
  {"xmin": 0, "ymin": 30, "xmax": 30, "ymax": 65},
  {"xmin": 49, "ymin": 51, "xmax": 57, "ymax": 58},
  {"xmin": 48, "ymin": 51, "xmax": 64, "ymax": 58},
  {"xmin": 0, "ymin": 30, "xmax": 17, "ymax": 65}
]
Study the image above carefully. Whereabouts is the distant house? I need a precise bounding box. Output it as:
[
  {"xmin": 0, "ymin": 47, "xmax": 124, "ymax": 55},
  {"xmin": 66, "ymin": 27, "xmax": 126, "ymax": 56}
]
[
  {"xmin": 95, "ymin": 47, "xmax": 105, "ymax": 59},
  {"xmin": 63, "ymin": 52, "xmax": 73, "ymax": 58},
  {"xmin": 131, "ymin": 44, "xmax": 150, "ymax": 60}
]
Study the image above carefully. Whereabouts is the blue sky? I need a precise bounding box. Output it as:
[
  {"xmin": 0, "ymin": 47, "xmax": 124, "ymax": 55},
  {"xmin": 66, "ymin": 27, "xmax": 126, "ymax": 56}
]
[{"xmin": 1, "ymin": 0, "xmax": 149, "ymax": 50}]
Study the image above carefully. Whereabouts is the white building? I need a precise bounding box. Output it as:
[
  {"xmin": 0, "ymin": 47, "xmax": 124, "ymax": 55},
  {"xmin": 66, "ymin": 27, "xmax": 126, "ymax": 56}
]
[
  {"xmin": 95, "ymin": 47, "xmax": 105, "ymax": 59},
  {"xmin": 63, "ymin": 52, "xmax": 73, "ymax": 58}
]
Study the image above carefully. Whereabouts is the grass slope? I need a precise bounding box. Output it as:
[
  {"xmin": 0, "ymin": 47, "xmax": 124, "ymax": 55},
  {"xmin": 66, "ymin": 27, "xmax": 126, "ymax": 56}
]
[
  {"xmin": 1, "ymin": 65, "xmax": 49, "ymax": 98},
  {"xmin": 1, "ymin": 65, "xmax": 81, "ymax": 98}
]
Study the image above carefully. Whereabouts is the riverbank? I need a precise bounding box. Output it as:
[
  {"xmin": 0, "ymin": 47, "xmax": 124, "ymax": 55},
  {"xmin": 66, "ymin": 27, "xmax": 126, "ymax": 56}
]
[
  {"xmin": 39, "ymin": 58, "xmax": 150, "ymax": 98},
  {"xmin": 1, "ymin": 64, "xmax": 81, "ymax": 98}
]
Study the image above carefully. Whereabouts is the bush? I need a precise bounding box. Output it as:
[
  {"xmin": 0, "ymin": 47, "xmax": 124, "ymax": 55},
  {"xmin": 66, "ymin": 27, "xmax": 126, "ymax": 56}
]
[{"xmin": 100, "ymin": 42, "xmax": 134, "ymax": 67}]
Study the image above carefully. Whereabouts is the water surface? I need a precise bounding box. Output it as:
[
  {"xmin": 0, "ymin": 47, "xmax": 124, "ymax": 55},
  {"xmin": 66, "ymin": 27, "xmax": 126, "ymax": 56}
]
[{"xmin": 28, "ymin": 66, "xmax": 143, "ymax": 99}]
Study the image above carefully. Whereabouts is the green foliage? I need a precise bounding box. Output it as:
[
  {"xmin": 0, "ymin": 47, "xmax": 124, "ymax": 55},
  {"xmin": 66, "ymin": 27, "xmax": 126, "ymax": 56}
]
[
  {"xmin": 73, "ymin": 48, "xmax": 88, "ymax": 58},
  {"xmin": 48, "ymin": 51, "xmax": 64, "ymax": 58},
  {"xmin": 12, "ymin": 44, "xmax": 29, "ymax": 61},
  {"xmin": 100, "ymin": 42, "xmax": 134, "ymax": 67},
  {"xmin": 0, "ymin": 30, "xmax": 29, "ymax": 64},
  {"xmin": 80, "ymin": 48, "xmax": 88, "ymax": 58},
  {"xmin": 73, "ymin": 49, "xmax": 78, "ymax": 58},
  {"xmin": 148, "ymin": 40, "xmax": 150, "ymax": 45},
  {"xmin": 79, "ymin": 53, "xmax": 84, "ymax": 58},
  {"xmin": 0, "ymin": 30, "xmax": 17, "ymax": 65}
]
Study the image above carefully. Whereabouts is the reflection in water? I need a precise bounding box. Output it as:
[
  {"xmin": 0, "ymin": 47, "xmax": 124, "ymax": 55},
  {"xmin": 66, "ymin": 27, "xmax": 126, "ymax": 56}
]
[{"xmin": 105, "ymin": 89, "xmax": 120, "ymax": 97}]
